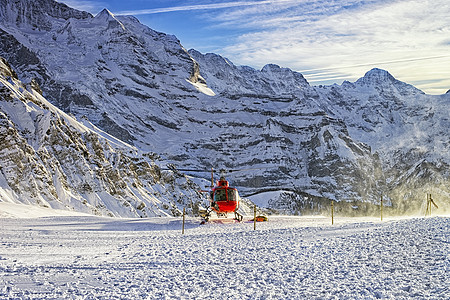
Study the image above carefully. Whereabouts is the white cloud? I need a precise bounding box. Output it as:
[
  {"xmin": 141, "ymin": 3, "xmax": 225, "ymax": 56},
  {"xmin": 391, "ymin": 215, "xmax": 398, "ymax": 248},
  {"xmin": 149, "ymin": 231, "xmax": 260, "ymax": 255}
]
[
  {"xmin": 210, "ymin": 0, "xmax": 450, "ymax": 94},
  {"xmin": 114, "ymin": 0, "xmax": 298, "ymax": 16}
]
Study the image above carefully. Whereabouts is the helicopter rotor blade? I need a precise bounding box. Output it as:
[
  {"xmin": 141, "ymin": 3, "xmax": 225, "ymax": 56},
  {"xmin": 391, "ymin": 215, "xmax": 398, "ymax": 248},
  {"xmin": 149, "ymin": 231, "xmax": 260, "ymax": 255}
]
[
  {"xmin": 159, "ymin": 164, "xmax": 211, "ymax": 173},
  {"xmin": 159, "ymin": 165, "xmax": 276, "ymax": 178},
  {"xmin": 160, "ymin": 166, "xmax": 271, "ymax": 173},
  {"xmin": 226, "ymin": 167, "xmax": 271, "ymax": 173},
  {"xmin": 160, "ymin": 168, "xmax": 211, "ymax": 172}
]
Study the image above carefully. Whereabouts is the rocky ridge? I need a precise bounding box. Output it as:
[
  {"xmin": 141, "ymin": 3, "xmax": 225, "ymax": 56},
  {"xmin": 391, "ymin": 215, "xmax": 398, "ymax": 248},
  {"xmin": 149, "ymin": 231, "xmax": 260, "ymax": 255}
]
[{"xmin": 0, "ymin": 56, "xmax": 205, "ymax": 217}]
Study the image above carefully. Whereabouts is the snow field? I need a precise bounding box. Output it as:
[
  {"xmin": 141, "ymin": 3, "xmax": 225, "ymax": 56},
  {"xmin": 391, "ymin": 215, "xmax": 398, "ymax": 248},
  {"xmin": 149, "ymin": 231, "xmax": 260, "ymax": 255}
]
[{"xmin": 0, "ymin": 214, "xmax": 448, "ymax": 299}]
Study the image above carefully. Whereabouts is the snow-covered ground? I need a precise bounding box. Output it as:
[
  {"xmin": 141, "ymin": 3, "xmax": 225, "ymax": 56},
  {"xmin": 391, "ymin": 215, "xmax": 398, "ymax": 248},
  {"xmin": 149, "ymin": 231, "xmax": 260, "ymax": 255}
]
[{"xmin": 0, "ymin": 203, "xmax": 448, "ymax": 299}]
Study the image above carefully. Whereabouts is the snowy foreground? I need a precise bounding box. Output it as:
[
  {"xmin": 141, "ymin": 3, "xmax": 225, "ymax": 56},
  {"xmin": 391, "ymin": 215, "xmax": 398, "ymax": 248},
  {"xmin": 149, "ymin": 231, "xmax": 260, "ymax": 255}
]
[{"xmin": 0, "ymin": 203, "xmax": 448, "ymax": 299}]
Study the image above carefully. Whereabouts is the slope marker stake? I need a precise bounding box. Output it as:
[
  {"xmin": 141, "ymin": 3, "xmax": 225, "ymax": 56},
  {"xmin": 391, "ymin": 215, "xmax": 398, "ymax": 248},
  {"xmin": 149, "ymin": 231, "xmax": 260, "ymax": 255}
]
[
  {"xmin": 380, "ymin": 196, "xmax": 383, "ymax": 222},
  {"xmin": 331, "ymin": 200, "xmax": 334, "ymax": 225},
  {"xmin": 254, "ymin": 205, "xmax": 256, "ymax": 230},
  {"xmin": 182, "ymin": 207, "xmax": 185, "ymax": 234}
]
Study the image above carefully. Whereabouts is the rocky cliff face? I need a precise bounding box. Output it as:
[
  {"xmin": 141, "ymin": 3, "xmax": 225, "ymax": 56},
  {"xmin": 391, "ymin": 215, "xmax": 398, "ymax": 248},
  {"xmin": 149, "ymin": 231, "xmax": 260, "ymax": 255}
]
[
  {"xmin": 0, "ymin": 0, "xmax": 91, "ymax": 30},
  {"xmin": 313, "ymin": 69, "xmax": 449, "ymax": 213},
  {"xmin": 188, "ymin": 50, "xmax": 311, "ymax": 96},
  {"xmin": 0, "ymin": 1, "xmax": 202, "ymax": 147},
  {"xmin": 0, "ymin": 0, "xmax": 448, "ymax": 216},
  {"xmin": 0, "ymin": 57, "xmax": 205, "ymax": 217}
]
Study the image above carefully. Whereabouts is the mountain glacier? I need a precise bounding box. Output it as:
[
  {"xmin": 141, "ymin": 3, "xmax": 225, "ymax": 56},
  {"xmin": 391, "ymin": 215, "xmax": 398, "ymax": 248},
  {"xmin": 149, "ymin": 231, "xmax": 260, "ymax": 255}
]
[{"xmin": 0, "ymin": 0, "xmax": 448, "ymax": 216}]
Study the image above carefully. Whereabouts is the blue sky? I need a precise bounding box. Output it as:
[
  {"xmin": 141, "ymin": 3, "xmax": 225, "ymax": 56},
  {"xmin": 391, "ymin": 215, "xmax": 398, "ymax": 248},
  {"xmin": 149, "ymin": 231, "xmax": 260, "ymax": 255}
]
[{"xmin": 59, "ymin": 0, "xmax": 450, "ymax": 94}]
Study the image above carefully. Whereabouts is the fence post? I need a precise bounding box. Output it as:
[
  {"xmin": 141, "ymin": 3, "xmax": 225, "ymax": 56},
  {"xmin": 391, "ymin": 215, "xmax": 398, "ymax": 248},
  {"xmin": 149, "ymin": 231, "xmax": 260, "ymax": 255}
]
[
  {"xmin": 331, "ymin": 200, "xmax": 334, "ymax": 225},
  {"xmin": 425, "ymin": 193, "xmax": 431, "ymax": 217},
  {"xmin": 254, "ymin": 205, "xmax": 256, "ymax": 230},
  {"xmin": 380, "ymin": 196, "xmax": 383, "ymax": 222},
  {"xmin": 429, "ymin": 193, "xmax": 431, "ymax": 216},
  {"xmin": 182, "ymin": 207, "xmax": 185, "ymax": 234}
]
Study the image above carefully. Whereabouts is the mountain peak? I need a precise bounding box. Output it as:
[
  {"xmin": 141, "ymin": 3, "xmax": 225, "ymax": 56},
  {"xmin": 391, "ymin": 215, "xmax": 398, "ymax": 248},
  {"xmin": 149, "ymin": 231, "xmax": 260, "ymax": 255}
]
[
  {"xmin": 355, "ymin": 67, "xmax": 424, "ymax": 95},
  {"xmin": 94, "ymin": 8, "xmax": 125, "ymax": 30},
  {"xmin": 358, "ymin": 68, "xmax": 396, "ymax": 84},
  {"xmin": 261, "ymin": 64, "xmax": 282, "ymax": 72},
  {"xmin": 261, "ymin": 63, "xmax": 310, "ymax": 87},
  {"xmin": 95, "ymin": 8, "xmax": 115, "ymax": 19}
]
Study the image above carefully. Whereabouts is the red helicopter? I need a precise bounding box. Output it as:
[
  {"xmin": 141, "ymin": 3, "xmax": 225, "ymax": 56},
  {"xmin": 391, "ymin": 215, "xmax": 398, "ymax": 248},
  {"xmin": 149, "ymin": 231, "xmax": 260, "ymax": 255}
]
[
  {"xmin": 201, "ymin": 170, "xmax": 243, "ymax": 223},
  {"xmin": 163, "ymin": 166, "xmax": 244, "ymax": 222}
]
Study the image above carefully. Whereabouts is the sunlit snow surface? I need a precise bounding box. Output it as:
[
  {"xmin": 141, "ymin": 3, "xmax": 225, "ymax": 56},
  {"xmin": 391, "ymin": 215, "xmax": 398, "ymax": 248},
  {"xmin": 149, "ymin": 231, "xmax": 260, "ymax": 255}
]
[{"xmin": 0, "ymin": 204, "xmax": 448, "ymax": 299}]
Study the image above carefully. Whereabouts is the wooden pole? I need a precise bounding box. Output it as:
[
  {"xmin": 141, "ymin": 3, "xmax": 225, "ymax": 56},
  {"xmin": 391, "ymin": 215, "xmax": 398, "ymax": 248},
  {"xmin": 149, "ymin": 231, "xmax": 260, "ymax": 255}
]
[
  {"xmin": 182, "ymin": 207, "xmax": 185, "ymax": 234},
  {"xmin": 428, "ymin": 193, "xmax": 432, "ymax": 217},
  {"xmin": 254, "ymin": 205, "xmax": 256, "ymax": 230},
  {"xmin": 425, "ymin": 193, "xmax": 431, "ymax": 217},
  {"xmin": 331, "ymin": 200, "xmax": 334, "ymax": 225},
  {"xmin": 380, "ymin": 196, "xmax": 383, "ymax": 222}
]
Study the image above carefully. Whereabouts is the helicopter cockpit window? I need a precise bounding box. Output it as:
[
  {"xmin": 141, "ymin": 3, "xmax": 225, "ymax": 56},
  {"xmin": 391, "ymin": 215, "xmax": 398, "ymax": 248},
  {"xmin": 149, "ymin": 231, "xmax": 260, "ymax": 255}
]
[
  {"xmin": 227, "ymin": 189, "xmax": 237, "ymax": 201},
  {"xmin": 214, "ymin": 189, "xmax": 227, "ymax": 201}
]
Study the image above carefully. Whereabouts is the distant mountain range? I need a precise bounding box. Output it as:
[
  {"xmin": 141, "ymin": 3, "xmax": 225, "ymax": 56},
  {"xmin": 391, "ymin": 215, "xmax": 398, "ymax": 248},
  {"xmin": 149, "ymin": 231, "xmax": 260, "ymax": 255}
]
[{"xmin": 0, "ymin": 0, "xmax": 448, "ymax": 216}]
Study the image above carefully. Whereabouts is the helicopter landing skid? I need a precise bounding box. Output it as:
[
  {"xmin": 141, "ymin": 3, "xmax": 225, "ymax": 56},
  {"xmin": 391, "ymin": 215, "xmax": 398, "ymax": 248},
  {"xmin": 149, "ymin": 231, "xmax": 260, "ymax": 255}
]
[
  {"xmin": 234, "ymin": 211, "xmax": 243, "ymax": 222},
  {"xmin": 199, "ymin": 208, "xmax": 211, "ymax": 224},
  {"xmin": 199, "ymin": 208, "xmax": 244, "ymax": 224}
]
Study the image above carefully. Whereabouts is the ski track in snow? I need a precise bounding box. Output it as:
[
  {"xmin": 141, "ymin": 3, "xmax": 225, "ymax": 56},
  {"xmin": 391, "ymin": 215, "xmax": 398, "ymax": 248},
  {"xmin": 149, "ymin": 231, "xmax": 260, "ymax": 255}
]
[{"xmin": 0, "ymin": 214, "xmax": 448, "ymax": 299}]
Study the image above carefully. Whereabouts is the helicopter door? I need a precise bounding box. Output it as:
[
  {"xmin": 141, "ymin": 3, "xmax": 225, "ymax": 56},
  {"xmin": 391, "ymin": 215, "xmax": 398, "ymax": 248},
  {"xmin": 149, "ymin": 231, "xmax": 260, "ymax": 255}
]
[{"xmin": 227, "ymin": 189, "xmax": 237, "ymax": 201}]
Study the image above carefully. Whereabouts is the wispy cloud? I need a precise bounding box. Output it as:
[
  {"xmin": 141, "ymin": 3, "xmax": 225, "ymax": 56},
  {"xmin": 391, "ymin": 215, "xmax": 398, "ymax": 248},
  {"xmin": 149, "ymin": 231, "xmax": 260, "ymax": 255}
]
[
  {"xmin": 300, "ymin": 55, "xmax": 450, "ymax": 73},
  {"xmin": 207, "ymin": 0, "xmax": 450, "ymax": 94},
  {"xmin": 114, "ymin": 0, "xmax": 297, "ymax": 16}
]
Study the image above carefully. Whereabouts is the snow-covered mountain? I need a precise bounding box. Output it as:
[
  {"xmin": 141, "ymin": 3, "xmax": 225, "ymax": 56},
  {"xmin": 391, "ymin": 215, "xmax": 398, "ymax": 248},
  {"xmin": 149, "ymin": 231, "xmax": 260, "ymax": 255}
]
[
  {"xmin": 315, "ymin": 69, "xmax": 449, "ymax": 212},
  {"xmin": 0, "ymin": 56, "xmax": 205, "ymax": 217},
  {"xmin": 0, "ymin": 0, "xmax": 448, "ymax": 216}
]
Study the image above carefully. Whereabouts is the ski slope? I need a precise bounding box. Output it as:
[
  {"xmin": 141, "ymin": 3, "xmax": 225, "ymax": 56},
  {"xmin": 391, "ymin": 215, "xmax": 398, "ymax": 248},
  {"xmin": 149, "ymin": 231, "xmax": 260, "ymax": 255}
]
[{"xmin": 0, "ymin": 203, "xmax": 448, "ymax": 299}]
